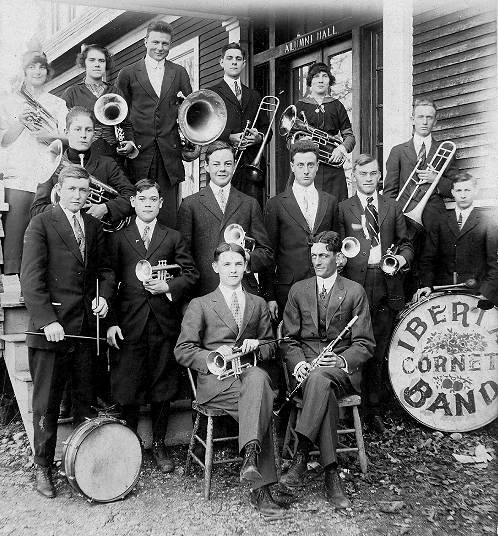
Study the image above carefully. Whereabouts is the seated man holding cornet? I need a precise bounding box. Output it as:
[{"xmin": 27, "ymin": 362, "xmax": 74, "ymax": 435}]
[
  {"xmin": 174, "ymin": 242, "xmax": 287, "ymax": 519},
  {"xmin": 280, "ymin": 231, "xmax": 374, "ymax": 509}
]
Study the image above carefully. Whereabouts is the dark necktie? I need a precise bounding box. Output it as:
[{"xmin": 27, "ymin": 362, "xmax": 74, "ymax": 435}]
[
  {"xmin": 365, "ymin": 197, "xmax": 380, "ymax": 247},
  {"xmin": 73, "ymin": 215, "xmax": 85, "ymax": 259},
  {"xmin": 230, "ymin": 291, "xmax": 242, "ymax": 330},
  {"xmin": 417, "ymin": 141, "xmax": 427, "ymax": 168},
  {"xmin": 142, "ymin": 225, "xmax": 151, "ymax": 250},
  {"xmin": 457, "ymin": 212, "xmax": 463, "ymax": 230},
  {"xmin": 319, "ymin": 284, "xmax": 328, "ymax": 301},
  {"xmin": 234, "ymin": 80, "xmax": 242, "ymax": 101}
]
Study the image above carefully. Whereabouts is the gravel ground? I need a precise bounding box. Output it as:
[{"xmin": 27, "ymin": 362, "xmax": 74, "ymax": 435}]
[{"xmin": 0, "ymin": 410, "xmax": 496, "ymax": 536}]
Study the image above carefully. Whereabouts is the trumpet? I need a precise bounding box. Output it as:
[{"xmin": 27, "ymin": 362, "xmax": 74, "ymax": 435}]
[
  {"xmin": 341, "ymin": 236, "xmax": 361, "ymax": 258},
  {"xmin": 207, "ymin": 338, "xmax": 289, "ymax": 380},
  {"xmin": 94, "ymin": 93, "xmax": 128, "ymax": 147},
  {"xmin": 234, "ymin": 96, "xmax": 280, "ymax": 183},
  {"xmin": 223, "ymin": 223, "xmax": 256, "ymax": 252},
  {"xmin": 18, "ymin": 85, "xmax": 59, "ymax": 136},
  {"xmin": 279, "ymin": 105, "xmax": 343, "ymax": 167},
  {"xmin": 380, "ymin": 244, "xmax": 400, "ymax": 276},
  {"xmin": 135, "ymin": 259, "xmax": 182, "ymax": 282},
  {"xmin": 396, "ymin": 141, "xmax": 456, "ymax": 227}
]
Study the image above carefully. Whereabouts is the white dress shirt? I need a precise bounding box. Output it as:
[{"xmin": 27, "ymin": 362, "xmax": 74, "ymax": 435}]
[
  {"xmin": 219, "ymin": 283, "xmax": 246, "ymax": 319},
  {"xmin": 292, "ymin": 182, "xmax": 318, "ymax": 231},
  {"xmin": 60, "ymin": 204, "xmax": 85, "ymax": 239},
  {"xmin": 224, "ymin": 75, "xmax": 242, "ymax": 100},
  {"xmin": 316, "ymin": 272, "xmax": 337, "ymax": 295},
  {"xmin": 455, "ymin": 205, "xmax": 474, "ymax": 229},
  {"xmin": 144, "ymin": 54, "xmax": 165, "ymax": 97},
  {"xmin": 209, "ymin": 182, "xmax": 231, "ymax": 212},
  {"xmin": 413, "ymin": 133, "xmax": 432, "ymax": 158},
  {"xmin": 356, "ymin": 190, "xmax": 381, "ymax": 264}
]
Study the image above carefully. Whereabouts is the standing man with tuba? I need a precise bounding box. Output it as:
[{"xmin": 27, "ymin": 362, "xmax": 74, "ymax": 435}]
[
  {"xmin": 116, "ymin": 21, "xmax": 192, "ymax": 229},
  {"xmin": 338, "ymin": 154, "xmax": 413, "ymax": 432},
  {"xmin": 208, "ymin": 42, "xmax": 271, "ymax": 207}
]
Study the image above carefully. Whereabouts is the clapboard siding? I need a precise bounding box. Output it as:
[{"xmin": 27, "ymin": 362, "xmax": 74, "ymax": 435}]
[{"xmin": 413, "ymin": 3, "xmax": 497, "ymax": 192}]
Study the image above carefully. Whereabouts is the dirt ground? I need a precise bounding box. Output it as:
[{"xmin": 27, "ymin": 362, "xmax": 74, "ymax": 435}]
[{"xmin": 0, "ymin": 407, "xmax": 496, "ymax": 536}]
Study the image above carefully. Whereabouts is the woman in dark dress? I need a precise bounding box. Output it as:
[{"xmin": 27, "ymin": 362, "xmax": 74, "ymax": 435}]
[
  {"xmin": 295, "ymin": 62, "xmax": 355, "ymax": 201},
  {"xmin": 63, "ymin": 44, "xmax": 137, "ymax": 165}
]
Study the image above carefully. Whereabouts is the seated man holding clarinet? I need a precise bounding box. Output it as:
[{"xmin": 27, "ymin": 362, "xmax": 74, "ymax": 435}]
[
  {"xmin": 174, "ymin": 242, "xmax": 287, "ymax": 519},
  {"xmin": 279, "ymin": 231, "xmax": 374, "ymax": 508}
]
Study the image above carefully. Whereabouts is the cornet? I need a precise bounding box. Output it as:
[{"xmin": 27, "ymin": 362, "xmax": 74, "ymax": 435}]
[
  {"xmin": 135, "ymin": 260, "xmax": 182, "ymax": 282},
  {"xmin": 223, "ymin": 224, "xmax": 256, "ymax": 252},
  {"xmin": 94, "ymin": 93, "xmax": 128, "ymax": 146},
  {"xmin": 380, "ymin": 244, "xmax": 400, "ymax": 276}
]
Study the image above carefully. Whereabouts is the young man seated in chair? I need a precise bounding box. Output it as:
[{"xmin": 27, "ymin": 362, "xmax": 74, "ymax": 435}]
[
  {"xmin": 174, "ymin": 242, "xmax": 286, "ymax": 518},
  {"xmin": 280, "ymin": 231, "xmax": 375, "ymax": 508}
]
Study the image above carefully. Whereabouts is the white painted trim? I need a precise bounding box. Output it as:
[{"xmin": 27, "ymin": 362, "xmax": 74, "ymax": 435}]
[
  {"xmin": 222, "ymin": 17, "xmax": 240, "ymax": 42},
  {"xmin": 169, "ymin": 36, "xmax": 200, "ymax": 91}
]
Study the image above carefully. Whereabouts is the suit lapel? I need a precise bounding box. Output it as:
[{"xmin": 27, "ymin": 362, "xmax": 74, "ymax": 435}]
[
  {"xmin": 220, "ymin": 80, "xmax": 241, "ymax": 109},
  {"xmin": 304, "ymin": 278, "xmax": 318, "ymax": 331},
  {"xmin": 238, "ymin": 291, "xmax": 256, "ymax": 340},
  {"xmin": 51, "ymin": 205, "xmax": 84, "ymax": 264},
  {"xmin": 326, "ymin": 276, "xmax": 347, "ymax": 328},
  {"xmin": 406, "ymin": 139, "xmax": 418, "ymax": 163},
  {"xmin": 158, "ymin": 61, "xmax": 176, "ymax": 103},
  {"xmin": 240, "ymin": 84, "xmax": 250, "ymax": 113},
  {"xmin": 147, "ymin": 222, "xmax": 168, "ymax": 259},
  {"xmin": 348, "ymin": 195, "xmax": 364, "ymax": 225},
  {"xmin": 211, "ymin": 288, "xmax": 239, "ymax": 336},
  {"xmin": 222, "ymin": 187, "xmax": 243, "ymax": 226},
  {"xmin": 280, "ymin": 189, "xmax": 310, "ymax": 233},
  {"xmin": 378, "ymin": 194, "xmax": 389, "ymax": 227},
  {"xmin": 199, "ymin": 187, "xmax": 224, "ymax": 221},
  {"xmin": 135, "ymin": 59, "xmax": 158, "ymax": 101},
  {"xmin": 81, "ymin": 213, "xmax": 96, "ymax": 267},
  {"xmin": 313, "ymin": 191, "xmax": 328, "ymax": 232},
  {"xmin": 458, "ymin": 208, "xmax": 479, "ymax": 238},
  {"xmin": 446, "ymin": 210, "xmax": 460, "ymax": 238},
  {"xmin": 124, "ymin": 219, "xmax": 147, "ymax": 258}
]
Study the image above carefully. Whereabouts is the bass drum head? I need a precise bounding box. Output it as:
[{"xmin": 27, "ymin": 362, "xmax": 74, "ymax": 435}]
[
  {"xmin": 71, "ymin": 420, "xmax": 142, "ymax": 502},
  {"xmin": 388, "ymin": 293, "xmax": 498, "ymax": 433}
]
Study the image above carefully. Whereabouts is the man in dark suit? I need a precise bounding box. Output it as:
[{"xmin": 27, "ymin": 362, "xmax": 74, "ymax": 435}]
[
  {"xmin": 20, "ymin": 165, "xmax": 114, "ymax": 498},
  {"xmin": 415, "ymin": 173, "xmax": 498, "ymax": 305},
  {"xmin": 209, "ymin": 42, "xmax": 270, "ymax": 206},
  {"xmin": 280, "ymin": 231, "xmax": 374, "ymax": 508},
  {"xmin": 177, "ymin": 140, "xmax": 273, "ymax": 297},
  {"xmin": 106, "ymin": 179, "xmax": 198, "ymax": 472},
  {"xmin": 31, "ymin": 106, "xmax": 135, "ymax": 227},
  {"xmin": 339, "ymin": 154, "xmax": 414, "ymax": 431},
  {"xmin": 261, "ymin": 139, "xmax": 338, "ymax": 322},
  {"xmin": 175, "ymin": 242, "xmax": 286, "ymax": 518},
  {"xmin": 116, "ymin": 20, "xmax": 192, "ymax": 229}
]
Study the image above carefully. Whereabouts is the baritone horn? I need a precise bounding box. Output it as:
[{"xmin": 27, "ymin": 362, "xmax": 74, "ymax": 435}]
[
  {"xmin": 18, "ymin": 85, "xmax": 59, "ymax": 137},
  {"xmin": 94, "ymin": 93, "xmax": 128, "ymax": 146},
  {"xmin": 177, "ymin": 89, "xmax": 227, "ymax": 161},
  {"xmin": 135, "ymin": 260, "xmax": 182, "ymax": 282},
  {"xmin": 223, "ymin": 223, "xmax": 256, "ymax": 252},
  {"xmin": 341, "ymin": 236, "xmax": 360, "ymax": 258}
]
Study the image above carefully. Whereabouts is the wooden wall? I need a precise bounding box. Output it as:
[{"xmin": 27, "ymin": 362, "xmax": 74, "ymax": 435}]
[{"xmin": 413, "ymin": 2, "xmax": 497, "ymax": 204}]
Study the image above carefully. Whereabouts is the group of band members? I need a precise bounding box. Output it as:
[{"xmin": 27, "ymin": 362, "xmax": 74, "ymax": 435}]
[{"xmin": 1, "ymin": 18, "xmax": 497, "ymax": 518}]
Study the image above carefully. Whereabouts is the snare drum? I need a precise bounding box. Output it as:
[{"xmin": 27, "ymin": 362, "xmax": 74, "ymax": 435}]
[
  {"xmin": 388, "ymin": 292, "xmax": 498, "ymax": 432},
  {"xmin": 62, "ymin": 416, "xmax": 142, "ymax": 503}
]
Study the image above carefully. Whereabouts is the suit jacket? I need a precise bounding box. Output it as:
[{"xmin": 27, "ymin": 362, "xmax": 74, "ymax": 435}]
[
  {"xmin": 281, "ymin": 275, "xmax": 374, "ymax": 393},
  {"xmin": 338, "ymin": 193, "xmax": 414, "ymax": 309},
  {"xmin": 20, "ymin": 204, "xmax": 115, "ymax": 350},
  {"xmin": 116, "ymin": 59, "xmax": 192, "ymax": 185},
  {"xmin": 30, "ymin": 148, "xmax": 136, "ymax": 225},
  {"xmin": 107, "ymin": 218, "xmax": 199, "ymax": 342},
  {"xmin": 384, "ymin": 137, "xmax": 457, "ymax": 223},
  {"xmin": 174, "ymin": 288, "xmax": 275, "ymax": 404},
  {"xmin": 261, "ymin": 188, "xmax": 338, "ymax": 302},
  {"xmin": 419, "ymin": 208, "xmax": 498, "ymax": 303},
  {"xmin": 177, "ymin": 185, "xmax": 273, "ymax": 296}
]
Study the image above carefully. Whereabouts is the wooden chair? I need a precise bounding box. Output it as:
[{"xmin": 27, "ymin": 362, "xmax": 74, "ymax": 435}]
[
  {"xmin": 185, "ymin": 368, "xmax": 281, "ymax": 500},
  {"xmin": 278, "ymin": 324, "xmax": 368, "ymax": 474}
]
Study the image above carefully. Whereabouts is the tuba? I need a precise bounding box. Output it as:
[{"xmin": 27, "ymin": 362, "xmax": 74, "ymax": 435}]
[
  {"xmin": 94, "ymin": 93, "xmax": 128, "ymax": 146},
  {"xmin": 279, "ymin": 105, "xmax": 343, "ymax": 167},
  {"xmin": 177, "ymin": 89, "xmax": 227, "ymax": 161},
  {"xmin": 223, "ymin": 223, "xmax": 256, "ymax": 252},
  {"xmin": 135, "ymin": 259, "xmax": 182, "ymax": 282}
]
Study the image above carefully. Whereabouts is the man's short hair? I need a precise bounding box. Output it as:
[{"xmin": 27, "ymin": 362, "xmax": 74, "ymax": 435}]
[
  {"xmin": 452, "ymin": 172, "xmax": 477, "ymax": 187},
  {"xmin": 213, "ymin": 242, "xmax": 246, "ymax": 262},
  {"xmin": 66, "ymin": 106, "xmax": 94, "ymax": 130},
  {"xmin": 413, "ymin": 98, "xmax": 437, "ymax": 114},
  {"xmin": 205, "ymin": 140, "xmax": 234, "ymax": 163},
  {"xmin": 311, "ymin": 231, "xmax": 342, "ymax": 253},
  {"xmin": 146, "ymin": 20, "xmax": 173, "ymax": 38},
  {"xmin": 290, "ymin": 139, "xmax": 319, "ymax": 162},
  {"xmin": 220, "ymin": 42, "xmax": 246, "ymax": 60},
  {"xmin": 352, "ymin": 153, "xmax": 378, "ymax": 172},
  {"xmin": 134, "ymin": 178, "xmax": 162, "ymax": 196},
  {"xmin": 58, "ymin": 164, "xmax": 90, "ymax": 186}
]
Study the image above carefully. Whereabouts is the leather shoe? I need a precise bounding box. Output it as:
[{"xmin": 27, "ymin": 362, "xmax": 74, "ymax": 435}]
[
  {"xmin": 250, "ymin": 485, "xmax": 288, "ymax": 519},
  {"xmin": 324, "ymin": 468, "xmax": 351, "ymax": 509},
  {"xmin": 151, "ymin": 441, "xmax": 175, "ymax": 473},
  {"xmin": 240, "ymin": 440, "xmax": 262, "ymax": 483},
  {"xmin": 280, "ymin": 450, "xmax": 308, "ymax": 488},
  {"xmin": 35, "ymin": 465, "xmax": 56, "ymax": 498}
]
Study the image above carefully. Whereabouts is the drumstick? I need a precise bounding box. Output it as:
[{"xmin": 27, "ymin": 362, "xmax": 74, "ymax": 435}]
[
  {"xmin": 25, "ymin": 332, "xmax": 106, "ymax": 342},
  {"xmin": 96, "ymin": 279, "xmax": 100, "ymax": 357}
]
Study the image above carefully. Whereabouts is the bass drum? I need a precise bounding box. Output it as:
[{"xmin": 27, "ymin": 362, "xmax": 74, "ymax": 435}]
[
  {"xmin": 62, "ymin": 416, "xmax": 142, "ymax": 503},
  {"xmin": 388, "ymin": 292, "xmax": 498, "ymax": 433}
]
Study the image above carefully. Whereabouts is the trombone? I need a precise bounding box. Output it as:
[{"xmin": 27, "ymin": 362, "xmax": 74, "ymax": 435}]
[{"xmin": 135, "ymin": 260, "xmax": 182, "ymax": 282}]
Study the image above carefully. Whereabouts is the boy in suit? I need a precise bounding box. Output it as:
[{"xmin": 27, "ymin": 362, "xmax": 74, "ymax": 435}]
[
  {"xmin": 106, "ymin": 179, "xmax": 198, "ymax": 473},
  {"xmin": 175, "ymin": 242, "xmax": 286, "ymax": 519},
  {"xmin": 338, "ymin": 154, "xmax": 413, "ymax": 431},
  {"xmin": 20, "ymin": 165, "xmax": 114, "ymax": 498},
  {"xmin": 117, "ymin": 20, "xmax": 192, "ymax": 228},
  {"xmin": 280, "ymin": 231, "xmax": 374, "ymax": 508},
  {"xmin": 261, "ymin": 139, "xmax": 338, "ymax": 322},
  {"xmin": 177, "ymin": 140, "xmax": 273, "ymax": 297}
]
